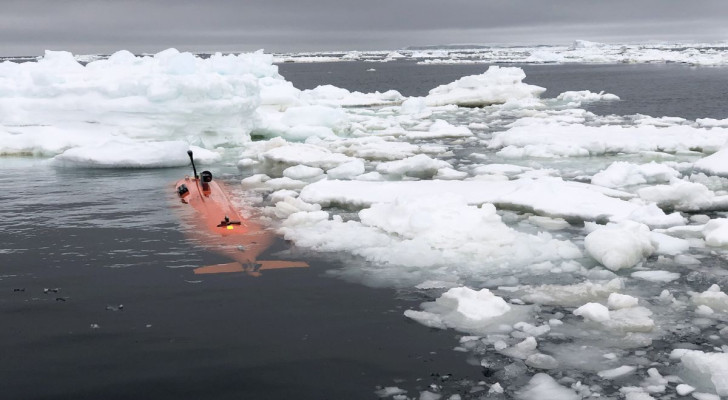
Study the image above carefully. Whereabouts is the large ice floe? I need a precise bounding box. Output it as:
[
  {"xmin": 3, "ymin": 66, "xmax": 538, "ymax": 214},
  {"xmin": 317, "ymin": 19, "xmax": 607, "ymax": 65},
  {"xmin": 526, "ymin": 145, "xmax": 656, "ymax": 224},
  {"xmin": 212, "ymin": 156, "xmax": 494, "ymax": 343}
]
[{"xmin": 6, "ymin": 48, "xmax": 728, "ymax": 399}]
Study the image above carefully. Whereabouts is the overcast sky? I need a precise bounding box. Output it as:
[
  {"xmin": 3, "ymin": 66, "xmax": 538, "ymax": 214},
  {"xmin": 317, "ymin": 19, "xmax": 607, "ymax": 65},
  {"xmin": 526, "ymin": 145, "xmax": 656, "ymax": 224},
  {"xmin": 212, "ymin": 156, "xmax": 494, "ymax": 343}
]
[{"xmin": 2, "ymin": 0, "xmax": 727, "ymax": 56}]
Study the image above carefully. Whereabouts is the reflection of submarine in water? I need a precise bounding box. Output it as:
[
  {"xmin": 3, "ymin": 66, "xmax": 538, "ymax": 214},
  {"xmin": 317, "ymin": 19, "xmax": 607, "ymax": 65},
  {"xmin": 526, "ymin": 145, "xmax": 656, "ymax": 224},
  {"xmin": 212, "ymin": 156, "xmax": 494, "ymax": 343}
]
[{"xmin": 175, "ymin": 151, "xmax": 308, "ymax": 276}]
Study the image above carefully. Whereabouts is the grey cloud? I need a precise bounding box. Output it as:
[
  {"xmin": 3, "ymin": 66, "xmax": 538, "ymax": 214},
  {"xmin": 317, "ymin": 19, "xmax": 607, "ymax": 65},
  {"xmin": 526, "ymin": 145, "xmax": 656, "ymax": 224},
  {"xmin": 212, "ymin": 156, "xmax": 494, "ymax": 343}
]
[{"xmin": 1, "ymin": 0, "xmax": 727, "ymax": 56}]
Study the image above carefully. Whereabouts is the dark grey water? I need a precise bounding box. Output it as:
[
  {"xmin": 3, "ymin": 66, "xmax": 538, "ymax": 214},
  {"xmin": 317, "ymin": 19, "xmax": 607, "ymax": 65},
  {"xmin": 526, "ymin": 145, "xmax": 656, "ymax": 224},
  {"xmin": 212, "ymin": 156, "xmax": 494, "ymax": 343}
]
[
  {"xmin": 278, "ymin": 61, "xmax": 728, "ymax": 121},
  {"xmin": 0, "ymin": 160, "xmax": 476, "ymax": 400}
]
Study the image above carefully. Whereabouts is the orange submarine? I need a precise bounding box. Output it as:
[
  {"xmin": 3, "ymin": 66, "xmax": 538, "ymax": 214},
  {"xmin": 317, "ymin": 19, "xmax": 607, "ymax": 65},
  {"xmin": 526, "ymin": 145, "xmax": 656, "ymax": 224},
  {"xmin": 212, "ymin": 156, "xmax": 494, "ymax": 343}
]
[{"xmin": 175, "ymin": 150, "xmax": 308, "ymax": 276}]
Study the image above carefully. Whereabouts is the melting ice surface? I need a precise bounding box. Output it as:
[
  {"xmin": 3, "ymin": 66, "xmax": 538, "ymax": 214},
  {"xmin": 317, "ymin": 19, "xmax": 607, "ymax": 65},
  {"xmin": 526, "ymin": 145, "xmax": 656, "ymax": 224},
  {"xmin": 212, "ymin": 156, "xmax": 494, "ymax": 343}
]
[{"xmin": 3, "ymin": 48, "xmax": 728, "ymax": 399}]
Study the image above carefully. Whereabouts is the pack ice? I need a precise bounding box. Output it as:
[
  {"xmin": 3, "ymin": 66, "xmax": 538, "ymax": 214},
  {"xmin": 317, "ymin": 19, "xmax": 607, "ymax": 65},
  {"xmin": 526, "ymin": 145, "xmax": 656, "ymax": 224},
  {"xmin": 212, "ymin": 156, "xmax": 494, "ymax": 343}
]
[{"xmin": 6, "ymin": 48, "xmax": 728, "ymax": 399}]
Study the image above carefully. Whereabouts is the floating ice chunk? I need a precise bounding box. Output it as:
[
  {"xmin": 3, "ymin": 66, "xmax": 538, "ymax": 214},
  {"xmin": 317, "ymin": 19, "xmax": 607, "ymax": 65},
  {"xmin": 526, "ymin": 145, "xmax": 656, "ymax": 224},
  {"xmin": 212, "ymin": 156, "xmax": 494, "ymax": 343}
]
[
  {"xmin": 301, "ymin": 85, "xmax": 403, "ymax": 107},
  {"xmin": 527, "ymin": 216, "xmax": 571, "ymax": 230},
  {"xmin": 694, "ymin": 147, "xmax": 728, "ymax": 177},
  {"xmin": 638, "ymin": 181, "xmax": 728, "ymax": 212},
  {"xmin": 525, "ymin": 353, "xmax": 559, "ymax": 369},
  {"xmin": 405, "ymin": 119, "xmax": 472, "ymax": 139},
  {"xmin": 629, "ymin": 204, "xmax": 686, "ymax": 229},
  {"xmin": 51, "ymin": 141, "xmax": 220, "ymax": 168},
  {"xmin": 376, "ymin": 154, "xmax": 452, "ymax": 178},
  {"xmin": 556, "ymin": 90, "xmax": 619, "ymax": 104},
  {"xmin": 670, "ymin": 349, "xmax": 728, "ymax": 396},
  {"xmin": 404, "ymin": 287, "xmax": 525, "ymax": 334},
  {"xmin": 702, "ymin": 219, "xmax": 728, "ymax": 247},
  {"xmin": 425, "ymin": 66, "xmax": 545, "ymax": 107},
  {"xmin": 326, "ymin": 159, "xmax": 365, "ymax": 180},
  {"xmin": 1, "ymin": 49, "xmax": 272, "ymax": 153},
  {"xmin": 515, "ymin": 373, "xmax": 580, "ymax": 400},
  {"xmin": 631, "ymin": 270, "xmax": 680, "ymax": 283},
  {"xmin": 434, "ymin": 167, "xmax": 468, "ymax": 180},
  {"xmin": 521, "ymin": 278, "xmax": 624, "ymax": 307},
  {"xmin": 271, "ymin": 196, "xmax": 321, "ymax": 219},
  {"xmin": 489, "ymin": 382, "xmax": 504, "ymax": 394},
  {"xmin": 501, "ymin": 336, "xmax": 539, "ymax": 359},
  {"xmin": 574, "ymin": 302, "xmax": 611, "ymax": 322},
  {"xmin": 649, "ymin": 231, "xmax": 690, "ymax": 255},
  {"xmin": 606, "ymin": 306, "xmax": 655, "ymax": 332},
  {"xmin": 375, "ymin": 387, "xmax": 407, "ymax": 397},
  {"xmin": 676, "ymin": 384, "xmax": 696, "ymax": 395},
  {"xmin": 598, "ymin": 365, "xmax": 636, "ymax": 379},
  {"xmin": 418, "ymin": 391, "xmax": 441, "ymax": 400},
  {"xmin": 490, "ymin": 123, "xmax": 728, "ymax": 158},
  {"xmin": 692, "ymin": 392, "xmax": 720, "ymax": 400},
  {"xmin": 608, "ymin": 293, "xmax": 639, "ymax": 309},
  {"xmin": 434, "ymin": 287, "xmax": 511, "ymax": 321},
  {"xmin": 591, "ymin": 161, "xmax": 679, "ymax": 189},
  {"xmin": 261, "ymin": 143, "xmax": 354, "ymax": 169},
  {"xmin": 584, "ymin": 221, "xmax": 654, "ymax": 271},
  {"xmin": 690, "ymin": 284, "xmax": 728, "ymax": 313},
  {"xmin": 624, "ymin": 392, "xmax": 655, "ymax": 400},
  {"xmin": 399, "ymin": 97, "xmax": 431, "ymax": 116},
  {"xmin": 299, "ymin": 178, "xmax": 647, "ymax": 223},
  {"xmin": 282, "ymin": 165, "xmax": 324, "ymax": 181}
]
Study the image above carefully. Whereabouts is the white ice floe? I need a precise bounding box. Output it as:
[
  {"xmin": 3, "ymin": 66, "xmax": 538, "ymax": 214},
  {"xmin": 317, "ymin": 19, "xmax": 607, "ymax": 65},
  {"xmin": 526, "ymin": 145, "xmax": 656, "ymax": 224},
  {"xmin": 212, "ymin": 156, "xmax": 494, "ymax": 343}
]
[
  {"xmin": 517, "ymin": 278, "xmax": 624, "ymax": 307},
  {"xmin": 300, "ymin": 85, "xmax": 404, "ymax": 107},
  {"xmin": 591, "ymin": 162, "xmax": 680, "ymax": 189},
  {"xmin": 298, "ymin": 178, "xmax": 684, "ymax": 225},
  {"xmin": 424, "ymin": 66, "xmax": 545, "ymax": 107},
  {"xmin": 279, "ymin": 194, "xmax": 581, "ymax": 286},
  {"xmin": 556, "ymin": 90, "xmax": 619, "ymax": 105},
  {"xmin": 670, "ymin": 349, "xmax": 728, "ymax": 396},
  {"xmin": 404, "ymin": 287, "xmax": 516, "ymax": 333},
  {"xmin": 516, "ymin": 373, "xmax": 580, "ymax": 400},
  {"xmin": 690, "ymin": 284, "xmax": 728, "ymax": 313},
  {"xmin": 608, "ymin": 293, "xmax": 639, "ymax": 309},
  {"xmin": 584, "ymin": 221, "xmax": 654, "ymax": 271},
  {"xmin": 574, "ymin": 302, "xmax": 611, "ymax": 322},
  {"xmin": 0, "ymin": 49, "xmax": 273, "ymax": 155},
  {"xmin": 637, "ymin": 181, "xmax": 728, "ymax": 212},
  {"xmin": 630, "ymin": 270, "xmax": 681, "ymax": 283},
  {"xmin": 597, "ymin": 365, "xmax": 636, "ymax": 379},
  {"xmin": 694, "ymin": 147, "xmax": 728, "ymax": 177},
  {"xmin": 490, "ymin": 123, "xmax": 728, "ymax": 158},
  {"xmin": 51, "ymin": 141, "xmax": 220, "ymax": 168}
]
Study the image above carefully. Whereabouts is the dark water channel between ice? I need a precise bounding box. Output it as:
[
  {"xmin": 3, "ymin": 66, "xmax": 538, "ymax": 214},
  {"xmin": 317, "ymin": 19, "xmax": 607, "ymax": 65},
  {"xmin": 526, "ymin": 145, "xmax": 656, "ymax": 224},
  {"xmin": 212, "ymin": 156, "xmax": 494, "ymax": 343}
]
[
  {"xmin": 278, "ymin": 61, "xmax": 728, "ymax": 121},
  {"xmin": 1, "ymin": 61, "xmax": 728, "ymax": 399}
]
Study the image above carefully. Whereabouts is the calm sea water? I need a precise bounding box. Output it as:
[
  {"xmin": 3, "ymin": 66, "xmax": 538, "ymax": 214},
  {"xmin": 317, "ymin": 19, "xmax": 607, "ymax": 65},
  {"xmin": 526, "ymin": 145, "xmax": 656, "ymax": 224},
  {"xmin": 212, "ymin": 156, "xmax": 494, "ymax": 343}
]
[
  {"xmin": 1, "ymin": 61, "xmax": 726, "ymax": 399},
  {"xmin": 278, "ymin": 61, "xmax": 728, "ymax": 121}
]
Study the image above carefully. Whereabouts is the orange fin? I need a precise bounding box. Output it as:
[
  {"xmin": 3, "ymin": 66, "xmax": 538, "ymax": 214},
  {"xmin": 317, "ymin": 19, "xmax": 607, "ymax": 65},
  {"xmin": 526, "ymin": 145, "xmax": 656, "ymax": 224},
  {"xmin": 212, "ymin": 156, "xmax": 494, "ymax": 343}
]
[
  {"xmin": 257, "ymin": 260, "xmax": 309, "ymax": 270},
  {"xmin": 194, "ymin": 262, "xmax": 244, "ymax": 275}
]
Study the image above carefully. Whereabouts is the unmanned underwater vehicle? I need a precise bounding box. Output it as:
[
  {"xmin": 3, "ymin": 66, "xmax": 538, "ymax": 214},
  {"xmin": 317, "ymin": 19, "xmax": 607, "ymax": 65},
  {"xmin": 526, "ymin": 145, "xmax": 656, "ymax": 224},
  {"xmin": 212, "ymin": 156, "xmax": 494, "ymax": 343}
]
[{"xmin": 175, "ymin": 151, "xmax": 308, "ymax": 276}]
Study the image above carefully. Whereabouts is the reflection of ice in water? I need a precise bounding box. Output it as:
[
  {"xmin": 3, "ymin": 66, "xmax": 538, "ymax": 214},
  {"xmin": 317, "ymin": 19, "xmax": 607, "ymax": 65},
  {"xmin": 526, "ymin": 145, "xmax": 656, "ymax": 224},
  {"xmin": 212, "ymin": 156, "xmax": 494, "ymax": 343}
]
[{"xmin": 3, "ymin": 49, "xmax": 728, "ymax": 398}]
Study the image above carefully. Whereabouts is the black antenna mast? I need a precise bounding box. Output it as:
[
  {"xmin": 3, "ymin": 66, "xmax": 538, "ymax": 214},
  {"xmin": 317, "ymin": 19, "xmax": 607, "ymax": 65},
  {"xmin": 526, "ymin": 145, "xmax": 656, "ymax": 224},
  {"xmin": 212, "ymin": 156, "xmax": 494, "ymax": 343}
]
[{"xmin": 187, "ymin": 150, "xmax": 199, "ymax": 179}]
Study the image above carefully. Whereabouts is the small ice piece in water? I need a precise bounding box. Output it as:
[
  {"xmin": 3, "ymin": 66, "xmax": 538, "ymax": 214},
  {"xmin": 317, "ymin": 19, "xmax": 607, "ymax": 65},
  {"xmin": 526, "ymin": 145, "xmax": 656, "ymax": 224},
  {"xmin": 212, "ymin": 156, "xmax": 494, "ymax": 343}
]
[
  {"xmin": 676, "ymin": 384, "xmax": 695, "ymax": 396},
  {"xmin": 525, "ymin": 353, "xmax": 559, "ymax": 370},
  {"xmin": 515, "ymin": 373, "xmax": 580, "ymax": 400},
  {"xmin": 326, "ymin": 160, "xmax": 365, "ymax": 180},
  {"xmin": 608, "ymin": 293, "xmax": 639, "ymax": 309},
  {"xmin": 282, "ymin": 165, "xmax": 324, "ymax": 181},
  {"xmin": 434, "ymin": 287, "xmax": 511, "ymax": 321},
  {"xmin": 597, "ymin": 365, "xmax": 636, "ymax": 379},
  {"xmin": 584, "ymin": 221, "xmax": 654, "ymax": 271},
  {"xmin": 418, "ymin": 391, "xmax": 441, "ymax": 400},
  {"xmin": 375, "ymin": 387, "xmax": 407, "ymax": 397},
  {"xmin": 630, "ymin": 270, "xmax": 681, "ymax": 283},
  {"xmin": 489, "ymin": 382, "xmax": 504, "ymax": 394},
  {"xmin": 573, "ymin": 302, "xmax": 610, "ymax": 322},
  {"xmin": 690, "ymin": 284, "xmax": 728, "ymax": 313}
]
